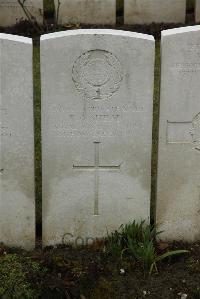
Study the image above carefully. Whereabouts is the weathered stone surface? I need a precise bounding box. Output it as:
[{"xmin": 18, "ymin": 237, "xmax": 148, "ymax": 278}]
[
  {"xmin": 0, "ymin": 0, "xmax": 43, "ymax": 27},
  {"xmin": 195, "ymin": 0, "xmax": 200, "ymax": 23},
  {"xmin": 0, "ymin": 34, "xmax": 35, "ymax": 249},
  {"xmin": 124, "ymin": 0, "xmax": 186, "ymax": 24},
  {"xmin": 41, "ymin": 29, "xmax": 155, "ymax": 246},
  {"xmin": 157, "ymin": 26, "xmax": 200, "ymax": 242},
  {"xmin": 54, "ymin": 0, "xmax": 116, "ymax": 25}
]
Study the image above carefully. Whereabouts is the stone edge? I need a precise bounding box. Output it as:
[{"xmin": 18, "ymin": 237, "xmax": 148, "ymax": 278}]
[
  {"xmin": 162, "ymin": 25, "xmax": 200, "ymax": 37},
  {"xmin": 40, "ymin": 29, "xmax": 154, "ymax": 42},
  {"xmin": 0, "ymin": 33, "xmax": 32, "ymax": 44}
]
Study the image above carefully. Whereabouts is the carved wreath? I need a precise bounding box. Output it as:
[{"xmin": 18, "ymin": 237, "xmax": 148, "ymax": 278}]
[{"xmin": 72, "ymin": 50, "xmax": 123, "ymax": 101}]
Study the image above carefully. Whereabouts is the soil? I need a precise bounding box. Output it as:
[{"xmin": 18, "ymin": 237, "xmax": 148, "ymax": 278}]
[{"xmin": 1, "ymin": 241, "xmax": 200, "ymax": 298}]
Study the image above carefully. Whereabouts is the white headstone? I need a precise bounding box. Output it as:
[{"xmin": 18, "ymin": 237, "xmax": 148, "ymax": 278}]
[
  {"xmin": 0, "ymin": 34, "xmax": 35, "ymax": 249},
  {"xmin": 0, "ymin": 0, "xmax": 43, "ymax": 27},
  {"xmin": 41, "ymin": 29, "xmax": 155, "ymax": 246},
  {"xmin": 124, "ymin": 0, "xmax": 186, "ymax": 24},
  {"xmin": 157, "ymin": 26, "xmax": 200, "ymax": 242},
  {"xmin": 54, "ymin": 0, "xmax": 116, "ymax": 25},
  {"xmin": 195, "ymin": 0, "xmax": 200, "ymax": 23}
]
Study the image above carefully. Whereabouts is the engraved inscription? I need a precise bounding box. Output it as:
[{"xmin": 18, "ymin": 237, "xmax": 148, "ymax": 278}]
[
  {"xmin": 53, "ymin": 108, "xmax": 137, "ymax": 138},
  {"xmin": 173, "ymin": 44, "xmax": 200, "ymax": 73},
  {"xmin": 73, "ymin": 142, "xmax": 121, "ymax": 215},
  {"xmin": 187, "ymin": 44, "xmax": 200, "ymax": 58},
  {"xmin": 72, "ymin": 50, "xmax": 123, "ymax": 101},
  {"xmin": 55, "ymin": 125, "xmax": 136, "ymax": 138},
  {"xmin": 50, "ymin": 99, "xmax": 142, "ymax": 138},
  {"xmin": 174, "ymin": 63, "xmax": 200, "ymax": 73}
]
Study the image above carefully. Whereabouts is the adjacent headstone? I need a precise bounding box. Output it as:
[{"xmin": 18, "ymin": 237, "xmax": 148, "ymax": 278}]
[
  {"xmin": 54, "ymin": 0, "xmax": 116, "ymax": 25},
  {"xmin": 0, "ymin": 34, "xmax": 35, "ymax": 249},
  {"xmin": 124, "ymin": 0, "xmax": 186, "ymax": 24},
  {"xmin": 157, "ymin": 26, "xmax": 200, "ymax": 241},
  {"xmin": 0, "ymin": 0, "xmax": 43, "ymax": 27},
  {"xmin": 195, "ymin": 0, "xmax": 200, "ymax": 23},
  {"xmin": 41, "ymin": 29, "xmax": 155, "ymax": 246}
]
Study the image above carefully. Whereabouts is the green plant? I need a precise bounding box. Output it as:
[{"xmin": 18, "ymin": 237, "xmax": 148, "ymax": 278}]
[
  {"xmin": 125, "ymin": 236, "xmax": 156, "ymax": 271},
  {"xmin": 106, "ymin": 220, "xmax": 159, "ymax": 258},
  {"xmin": 106, "ymin": 229, "xmax": 123, "ymax": 257},
  {"xmin": 149, "ymin": 249, "xmax": 189, "ymax": 274},
  {"xmin": 120, "ymin": 220, "xmax": 158, "ymax": 246},
  {"xmin": 0, "ymin": 254, "xmax": 46, "ymax": 298},
  {"xmin": 192, "ymin": 288, "xmax": 200, "ymax": 299},
  {"xmin": 105, "ymin": 220, "xmax": 188, "ymax": 274}
]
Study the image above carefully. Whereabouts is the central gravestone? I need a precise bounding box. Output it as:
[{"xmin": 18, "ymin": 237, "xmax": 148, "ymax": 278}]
[{"xmin": 41, "ymin": 30, "xmax": 155, "ymax": 246}]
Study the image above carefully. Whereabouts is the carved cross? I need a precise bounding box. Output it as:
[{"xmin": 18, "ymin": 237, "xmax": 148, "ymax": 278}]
[{"xmin": 73, "ymin": 142, "xmax": 121, "ymax": 215}]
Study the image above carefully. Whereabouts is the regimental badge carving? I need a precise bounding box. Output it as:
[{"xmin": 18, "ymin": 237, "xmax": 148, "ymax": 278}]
[
  {"xmin": 191, "ymin": 112, "xmax": 200, "ymax": 151},
  {"xmin": 72, "ymin": 50, "xmax": 123, "ymax": 101}
]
